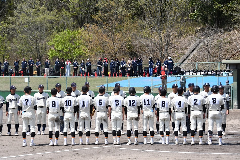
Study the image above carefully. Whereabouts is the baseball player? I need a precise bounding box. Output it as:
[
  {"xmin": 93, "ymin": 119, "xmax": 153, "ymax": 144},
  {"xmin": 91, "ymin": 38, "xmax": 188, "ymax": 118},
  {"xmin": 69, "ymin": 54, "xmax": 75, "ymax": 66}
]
[
  {"xmin": 184, "ymin": 83, "xmax": 194, "ymax": 133},
  {"xmin": 154, "ymin": 87, "xmax": 162, "ymax": 134},
  {"xmin": 156, "ymin": 88, "xmax": 171, "ymax": 144},
  {"xmin": 108, "ymin": 87, "xmax": 124, "ymax": 145},
  {"xmin": 76, "ymin": 86, "xmax": 93, "ymax": 145},
  {"xmin": 96, "ymin": 85, "xmax": 109, "ymax": 134},
  {"xmin": 206, "ymin": 85, "xmax": 224, "ymax": 145},
  {"xmin": 168, "ymin": 84, "xmax": 178, "ymax": 133},
  {"xmin": 62, "ymin": 87, "xmax": 77, "ymax": 146},
  {"xmin": 188, "ymin": 86, "xmax": 206, "ymax": 145},
  {"xmin": 200, "ymin": 83, "xmax": 212, "ymax": 134},
  {"xmin": 0, "ymin": 94, "xmax": 4, "ymax": 136},
  {"xmin": 46, "ymin": 88, "xmax": 63, "ymax": 146},
  {"xmin": 124, "ymin": 87, "xmax": 140, "ymax": 145},
  {"xmin": 171, "ymin": 87, "xmax": 188, "ymax": 145},
  {"xmin": 34, "ymin": 85, "xmax": 49, "ymax": 135},
  {"xmin": 19, "ymin": 86, "xmax": 36, "ymax": 147},
  {"xmin": 94, "ymin": 86, "xmax": 109, "ymax": 145},
  {"xmin": 219, "ymin": 85, "xmax": 230, "ymax": 136},
  {"xmin": 84, "ymin": 82, "xmax": 95, "ymax": 99},
  {"xmin": 56, "ymin": 83, "xmax": 66, "ymax": 135},
  {"xmin": 71, "ymin": 82, "xmax": 81, "ymax": 133},
  {"xmin": 140, "ymin": 86, "xmax": 155, "ymax": 145},
  {"xmin": 6, "ymin": 85, "xmax": 20, "ymax": 136},
  {"xmin": 111, "ymin": 83, "xmax": 126, "ymax": 135}
]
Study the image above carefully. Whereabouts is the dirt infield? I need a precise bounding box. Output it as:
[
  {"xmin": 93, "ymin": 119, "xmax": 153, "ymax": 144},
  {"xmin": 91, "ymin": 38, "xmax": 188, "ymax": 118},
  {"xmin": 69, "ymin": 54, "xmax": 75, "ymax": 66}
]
[{"xmin": 1, "ymin": 107, "xmax": 240, "ymax": 160}]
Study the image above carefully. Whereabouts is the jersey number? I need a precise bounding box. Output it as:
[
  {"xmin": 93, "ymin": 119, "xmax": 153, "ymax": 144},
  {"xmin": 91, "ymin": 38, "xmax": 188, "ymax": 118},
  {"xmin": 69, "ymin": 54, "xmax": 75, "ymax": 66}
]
[
  {"xmin": 144, "ymin": 99, "xmax": 150, "ymax": 105},
  {"xmin": 115, "ymin": 100, "xmax": 119, "ymax": 106},
  {"xmin": 99, "ymin": 99, "xmax": 102, "ymax": 105},
  {"xmin": 25, "ymin": 99, "xmax": 29, "ymax": 105},
  {"xmin": 52, "ymin": 101, "xmax": 56, "ymax": 107},
  {"xmin": 129, "ymin": 100, "xmax": 136, "ymax": 106},
  {"xmin": 212, "ymin": 98, "xmax": 216, "ymax": 104},
  {"xmin": 178, "ymin": 101, "xmax": 181, "ymax": 107},
  {"xmin": 194, "ymin": 99, "xmax": 198, "ymax": 105},
  {"xmin": 162, "ymin": 101, "xmax": 165, "ymax": 107},
  {"xmin": 65, "ymin": 100, "xmax": 72, "ymax": 106}
]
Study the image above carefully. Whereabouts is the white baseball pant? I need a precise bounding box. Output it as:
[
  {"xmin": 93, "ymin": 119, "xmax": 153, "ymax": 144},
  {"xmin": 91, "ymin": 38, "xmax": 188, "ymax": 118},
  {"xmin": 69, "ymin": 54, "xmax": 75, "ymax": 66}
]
[
  {"xmin": 7, "ymin": 108, "xmax": 19, "ymax": 124},
  {"xmin": 190, "ymin": 111, "xmax": 203, "ymax": 131},
  {"xmin": 36, "ymin": 107, "xmax": 47, "ymax": 124},
  {"xmin": 208, "ymin": 111, "xmax": 222, "ymax": 132},
  {"xmin": 79, "ymin": 112, "xmax": 91, "ymax": 132},
  {"xmin": 143, "ymin": 111, "xmax": 154, "ymax": 131},
  {"xmin": 48, "ymin": 114, "xmax": 60, "ymax": 132},
  {"xmin": 127, "ymin": 113, "xmax": 139, "ymax": 131},
  {"xmin": 111, "ymin": 112, "xmax": 122, "ymax": 131},
  {"xmin": 174, "ymin": 112, "xmax": 187, "ymax": 132},
  {"xmin": 22, "ymin": 111, "xmax": 35, "ymax": 133},
  {"xmin": 159, "ymin": 113, "xmax": 170, "ymax": 132},
  {"xmin": 0, "ymin": 109, "xmax": 3, "ymax": 125},
  {"xmin": 95, "ymin": 112, "xmax": 108, "ymax": 132},
  {"xmin": 63, "ymin": 112, "xmax": 75, "ymax": 133},
  {"xmin": 222, "ymin": 109, "xmax": 227, "ymax": 124}
]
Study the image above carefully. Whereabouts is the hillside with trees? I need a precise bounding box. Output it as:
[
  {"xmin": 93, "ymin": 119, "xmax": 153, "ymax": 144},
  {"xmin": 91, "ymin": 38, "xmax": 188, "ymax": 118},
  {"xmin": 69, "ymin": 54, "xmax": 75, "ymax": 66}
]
[{"xmin": 0, "ymin": 0, "xmax": 239, "ymax": 66}]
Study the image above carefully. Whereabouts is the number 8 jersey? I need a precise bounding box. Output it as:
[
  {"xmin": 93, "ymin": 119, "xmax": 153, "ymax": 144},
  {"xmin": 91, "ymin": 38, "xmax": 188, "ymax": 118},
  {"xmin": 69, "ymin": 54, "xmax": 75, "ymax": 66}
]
[
  {"xmin": 46, "ymin": 97, "xmax": 63, "ymax": 114},
  {"xmin": 206, "ymin": 94, "xmax": 224, "ymax": 111}
]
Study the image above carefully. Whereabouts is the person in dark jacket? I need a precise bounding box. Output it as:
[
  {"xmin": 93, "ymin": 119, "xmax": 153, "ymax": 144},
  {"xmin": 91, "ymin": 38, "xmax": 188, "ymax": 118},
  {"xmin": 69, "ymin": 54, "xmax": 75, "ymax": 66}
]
[
  {"xmin": 120, "ymin": 58, "xmax": 126, "ymax": 77},
  {"xmin": 97, "ymin": 58, "xmax": 103, "ymax": 76},
  {"xmin": 167, "ymin": 57, "xmax": 174, "ymax": 75},
  {"xmin": 132, "ymin": 57, "xmax": 137, "ymax": 76},
  {"xmin": 14, "ymin": 59, "xmax": 19, "ymax": 76},
  {"xmin": 80, "ymin": 60, "xmax": 85, "ymax": 76},
  {"xmin": 21, "ymin": 58, "xmax": 27, "ymax": 76},
  {"xmin": 86, "ymin": 58, "xmax": 91, "ymax": 76},
  {"xmin": 103, "ymin": 58, "xmax": 108, "ymax": 76},
  {"xmin": 28, "ymin": 57, "xmax": 34, "ymax": 76},
  {"xmin": 137, "ymin": 57, "xmax": 143, "ymax": 76},
  {"xmin": 73, "ymin": 60, "xmax": 79, "ymax": 76},
  {"xmin": 156, "ymin": 59, "xmax": 161, "ymax": 76},
  {"xmin": 115, "ymin": 58, "xmax": 120, "ymax": 76},
  {"xmin": 60, "ymin": 58, "xmax": 65, "ymax": 76},
  {"xmin": 148, "ymin": 57, "xmax": 154, "ymax": 76},
  {"xmin": 35, "ymin": 59, "xmax": 41, "ymax": 76},
  {"xmin": 3, "ymin": 59, "xmax": 9, "ymax": 76},
  {"xmin": 110, "ymin": 59, "xmax": 115, "ymax": 77}
]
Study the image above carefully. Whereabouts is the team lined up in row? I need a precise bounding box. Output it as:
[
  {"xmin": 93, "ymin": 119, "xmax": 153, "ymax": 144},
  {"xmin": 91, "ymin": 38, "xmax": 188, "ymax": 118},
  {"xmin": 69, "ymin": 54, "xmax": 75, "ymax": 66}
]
[{"xmin": 0, "ymin": 82, "xmax": 229, "ymax": 147}]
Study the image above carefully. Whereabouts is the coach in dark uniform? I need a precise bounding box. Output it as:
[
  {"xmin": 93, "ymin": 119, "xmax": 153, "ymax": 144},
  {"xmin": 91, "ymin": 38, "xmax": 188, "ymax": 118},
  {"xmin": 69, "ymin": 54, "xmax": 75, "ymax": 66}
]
[
  {"xmin": 137, "ymin": 57, "xmax": 143, "ymax": 76},
  {"xmin": 120, "ymin": 58, "xmax": 126, "ymax": 77},
  {"xmin": 73, "ymin": 59, "xmax": 78, "ymax": 76},
  {"xmin": 28, "ymin": 57, "xmax": 34, "ymax": 76},
  {"xmin": 132, "ymin": 58, "xmax": 137, "ymax": 76},
  {"xmin": 167, "ymin": 57, "xmax": 174, "ymax": 75},
  {"xmin": 80, "ymin": 60, "xmax": 85, "ymax": 76},
  {"xmin": 156, "ymin": 59, "xmax": 161, "ymax": 76},
  {"xmin": 103, "ymin": 58, "xmax": 108, "ymax": 76},
  {"xmin": 14, "ymin": 59, "xmax": 19, "ymax": 76},
  {"xmin": 60, "ymin": 58, "xmax": 65, "ymax": 76},
  {"xmin": 21, "ymin": 58, "xmax": 27, "ymax": 76},
  {"xmin": 97, "ymin": 58, "xmax": 103, "ymax": 76},
  {"xmin": 115, "ymin": 58, "xmax": 120, "ymax": 76},
  {"xmin": 110, "ymin": 59, "xmax": 115, "ymax": 77},
  {"xmin": 148, "ymin": 57, "xmax": 154, "ymax": 76},
  {"xmin": 35, "ymin": 59, "xmax": 41, "ymax": 76},
  {"xmin": 3, "ymin": 59, "xmax": 9, "ymax": 76},
  {"xmin": 86, "ymin": 58, "xmax": 91, "ymax": 76},
  {"xmin": 55, "ymin": 58, "xmax": 60, "ymax": 74}
]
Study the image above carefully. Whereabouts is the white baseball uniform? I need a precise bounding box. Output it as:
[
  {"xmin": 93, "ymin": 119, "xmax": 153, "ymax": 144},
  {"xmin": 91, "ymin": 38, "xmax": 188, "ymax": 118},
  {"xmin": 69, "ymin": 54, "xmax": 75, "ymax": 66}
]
[
  {"xmin": 46, "ymin": 96, "xmax": 63, "ymax": 132},
  {"xmin": 140, "ymin": 94, "xmax": 155, "ymax": 132},
  {"xmin": 156, "ymin": 97, "xmax": 171, "ymax": 132},
  {"xmin": 0, "ymin": 96, "xmax": 5, "ymax": 131},
  {"xmin": 168, "ymin": 92, "xmax": 178, "ymax": 123},
  {"xmin": 124, "ymin": 95, "xmax": 140, "ymax": 131},
  {"xmin": 206, "ymin": 94, "xmax": 224, "ymax": 132},
  {"xmin": 109, "ymin": 95, "xmax": 124, "ymax": 131},
  {"xmin": 71, "ymin": 90, "xmax": 81, "ymax": 126},
  {"xmin": 94, "ymin": 95, "xmax": 109, "ymax": 133},
  {"xmin": 171, "ymin": 96, "xmax": 188, "ymax": 132},
  {"xmin": 188, "ymin": 94, "xmax": 205, "ymax": 131},
  {"xmin": 76, "ymin": 94, "xmax": 93, "ymax": 132},
  {"xmin": 219, "ymin": 93, "xmax": 229, "ymax": 125},
  {"xmin": 19, "ymin": 95, "xmax": 36, "ymax": 133},
  {"xmin": 62, "ymin": 96, "xmax": 76, "ymax": 133},
  {"xmin": 6, "ymin": 94, "xmax": 20, "ymax": 125},
  {"xmin": 34, "ymin": 92, "xmax": 49, "ymax": 125},
  {"xmin": 111, "ymin": 90, "xmax": 126, "ymax": 98}
]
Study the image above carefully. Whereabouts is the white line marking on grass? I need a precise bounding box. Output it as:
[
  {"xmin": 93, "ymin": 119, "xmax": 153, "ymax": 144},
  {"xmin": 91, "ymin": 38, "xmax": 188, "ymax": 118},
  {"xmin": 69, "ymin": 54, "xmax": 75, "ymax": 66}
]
[
  {"xmin": 119, "ymin": 148, "xmax": 126, "ymax": 150},
  {"xmin": 146, "ymin": 150, "xmax": 155, "ymax": 152},
  {"xmin": 55, "ymin": 151, "xmax": 61, "ymax": 153},
  {"xmin": 83, "ymin": 148, "xmax": 89, "ymax": 150},
  {"xmin": 73, "ymin": 149, "xmax": 80, "ymax": 151},
  {"xmin": 26, "ymin": 154, "xmax": 33, "ymax": 156},
  {"xmin": 36, "ymin": 153, "xmax": 42, "ymax": 155},
  {"xmin": 1, "ymin": 157, "xmax": 8, "ymax": 159},
  {"xmin": 45, "ymin": 152, "xmax": 51, "ymax": 154},
  {"xmin": 64, "ymin": 150, "xmax": 69, "ymax": 152},
  {"xmin": 131, "ymin": 149, "xmax": 140, "ymax": 151},
  {"xmin": 178, "ymin": 152, "xmax": 194, "ymax": 154},
  {"xmin": 92, "ymin": 147, "xmax": 100, "ymax": 149},
  {"xmin": 18, "ymin": 155, "xmax": 25, "ymax": 157},
  {"xmin": 159, "ymin": 151, "xmax": 170, "ymax": 153},
  {"xmin": 9, "ymin": 156, "xmax": 16, "ymax": 158}
]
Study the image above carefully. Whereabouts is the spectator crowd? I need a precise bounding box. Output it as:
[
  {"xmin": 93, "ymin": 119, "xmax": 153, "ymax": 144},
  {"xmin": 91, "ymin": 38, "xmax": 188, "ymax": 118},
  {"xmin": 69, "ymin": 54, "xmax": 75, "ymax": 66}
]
[{"xmin": 0, "ymin": 57, "xmax": 175, "ymax": 77}]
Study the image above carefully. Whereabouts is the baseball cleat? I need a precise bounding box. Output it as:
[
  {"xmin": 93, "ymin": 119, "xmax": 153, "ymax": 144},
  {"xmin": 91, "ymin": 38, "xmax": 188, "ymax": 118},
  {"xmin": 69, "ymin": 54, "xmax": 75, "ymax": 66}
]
[
  {"xmin": 113, "ymin": 140, "xmax": 117, "ymax": 145},
  {"xmin": 30, "ymin": 142, "xmax": 35, "ymax": 147},
  {"xmin": 26, "ymin": 132, "xmax": 30, "ymax": 136},
  {"xmin": 222, "ymin": 131, "xmax": 226, "ymax": 136},
  {"xmin": 134, "ymin": 141, "xmax": 138, "ymax": 145},
  {"xmin": 219, "ymin": 142, "xmax": 223, "ymax": 146},
  {"xmin": 117, "ymin": 140, "xmax": 120, "ymax": 145},
  {"xmin": 54, "ymin": 141, "xmax": 58, "ymax": 146},
  {"xmin": 79, "ymin": 140, "xmax": 83, "ymax": 145},
  {"xmin": 15, "ymin": 132, "xmax": 18, "ymax": 136},
  {"xmin": 49, "ymin": 141, "xmax": 54, "ymax": 146},
  {"xmin": 199, "ymin": 141, "xmax": 203, "ymax": 145},
  {"xmin": 121, "ymin": 130, "xmax": 125, "ymax": 135},
  {"xmin": 95, "ymin": 140, "xmax": 99, "ymax": 145},
  {"xmin": 42, "ymin": 131, "xmax": 45, "ymax": 135},
  {"xmin": 126, "ymin": 140, "xmax": 131, "ymax": 145},
  {"xmin": 191, "ymin": 141, "xmax": 195, "ymax": 145},
  {"xmin": 0, "ymin": 132, "xmax": 2, "ymax": 136},
  {"xmin": 86, "ymin": 140, "xmax": 90, "ymax": 145},
  {"xmin": 150, "ymin": 139, "xmax": 154, "ymax": 145},
  {"xmin": 37, "ymin": 131, "xmax": 41, "ymax": 135},
  {"xmin": 208, "ymin": 140, "xmax": 212, "ymax": 145},
  {"xmin": 22, "ymin": 142, "xmax": 27, "ymax": 147},
  {"xmin": 144, "ymin": 139, "xmax": 147, "ymax": 145},
  {"xmin": 175, "ymin": 140, "xmax": 179, "ymax": 145},
  {"xmin": 7, "ymin": 132, "xmax": 11, "ymax": 136},
  {"xmin": 105, "ymin": 139, "xmax": 108, "ymax": 145},
  {"xmin": 64, "ymin": 141, "xmax": 67, "ymax": 146}
]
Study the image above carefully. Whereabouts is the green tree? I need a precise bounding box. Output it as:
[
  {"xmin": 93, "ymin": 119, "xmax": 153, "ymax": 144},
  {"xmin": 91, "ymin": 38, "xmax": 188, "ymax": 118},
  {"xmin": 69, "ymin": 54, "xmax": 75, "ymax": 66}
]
[{"xmin": 48, "ymin": 29, "xmax": 89, "ymax": 60}]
